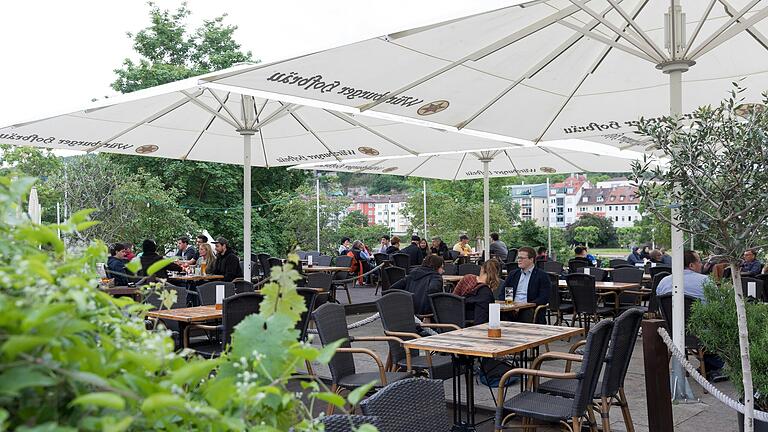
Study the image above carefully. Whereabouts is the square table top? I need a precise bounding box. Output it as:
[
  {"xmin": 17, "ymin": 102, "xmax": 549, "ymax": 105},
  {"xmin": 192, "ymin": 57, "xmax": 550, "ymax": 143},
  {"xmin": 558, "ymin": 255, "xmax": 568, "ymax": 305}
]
[
  {"xmin": 403, "ymin": 322, "xmax": 583, "ymax": 358},
  {"xmin": 146, "ymin": 305, "xmax": 221, "ymax": 322},
  {"xmin": 496, "ymin": 300, "xmax": 536, "ymax": 313},
  {"xmin": 558, "ymin": 280, "xmax": 640, "ymax": 291}
]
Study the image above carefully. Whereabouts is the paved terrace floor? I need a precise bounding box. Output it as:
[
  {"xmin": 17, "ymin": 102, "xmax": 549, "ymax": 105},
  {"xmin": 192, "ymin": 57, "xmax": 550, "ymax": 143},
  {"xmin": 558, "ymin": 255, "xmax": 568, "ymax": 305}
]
[{"xmin": 304, "ymin": 285, "xmax": 740, "ymax": 431}]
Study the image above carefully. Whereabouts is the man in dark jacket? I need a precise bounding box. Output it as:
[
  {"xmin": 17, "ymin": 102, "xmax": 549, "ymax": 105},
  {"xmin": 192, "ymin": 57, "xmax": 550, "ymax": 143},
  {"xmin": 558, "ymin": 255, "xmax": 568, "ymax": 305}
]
[
  {"xmin": 139, "ymin": 239, "xmax": 182, "ymax": 279},
  {"xmin": 391, "ymin": 255, "xmax": 444, "ymax": 315},
  {"xmin": 400, "ymin": 235, "xmax": 425, "ymax": 266},
  {"xmin": 212, "ymin": 237, "xmax": 243, "ymax": 282},
  {"xmin": 499, "ymin": 246, "xmax": 550, "ymax": 323},
  {"xmin": 106, "ymin": 243, "xmax": 132, "ymax": 286}
]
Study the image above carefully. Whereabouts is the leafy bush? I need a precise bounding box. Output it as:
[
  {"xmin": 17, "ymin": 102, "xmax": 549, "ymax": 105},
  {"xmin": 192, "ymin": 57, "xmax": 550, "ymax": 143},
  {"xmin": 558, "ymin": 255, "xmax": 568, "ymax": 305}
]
[
  {"xmin": 0, "ymin": 176, "xmax": 371, "ymax": 430},
  {"xmin": 689, "ymin": 282, "xmax": 768, "ymax": 411}
]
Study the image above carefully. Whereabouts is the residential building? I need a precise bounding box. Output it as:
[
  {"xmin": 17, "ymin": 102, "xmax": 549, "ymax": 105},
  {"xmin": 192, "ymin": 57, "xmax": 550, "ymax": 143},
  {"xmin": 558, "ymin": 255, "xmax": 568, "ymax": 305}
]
[
  {"xmin": 603, "ymin": 186, "xmax": 642, "ymax": 227},
  {"xmin": 506, "ymin": 183, "xmax": 549, "ymax": 226},
  {"xmin": 348, "ymin": 194, "xmax": 411, "ymax": 234},
  {"xmin": 576, "ymin": 188, "xmax": 608, "ymax": 219},
  {"xmin": 595, "ymin": 177, "xmax": 633, "ymax": 189},
  {"xmin": 549, "ymin": 174, "xmax": 590, "ymax": 228}
]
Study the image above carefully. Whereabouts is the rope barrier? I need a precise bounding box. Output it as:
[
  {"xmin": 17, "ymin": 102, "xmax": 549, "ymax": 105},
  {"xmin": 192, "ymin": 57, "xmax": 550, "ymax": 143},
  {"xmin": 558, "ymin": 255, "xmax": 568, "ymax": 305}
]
[
  {"xmin": 305, "ymin": 313, "xmax": 381, "ymax": 335},
  {"xmin": 657, "ymin": 327, "xmax": 768, "ymax": 422}
]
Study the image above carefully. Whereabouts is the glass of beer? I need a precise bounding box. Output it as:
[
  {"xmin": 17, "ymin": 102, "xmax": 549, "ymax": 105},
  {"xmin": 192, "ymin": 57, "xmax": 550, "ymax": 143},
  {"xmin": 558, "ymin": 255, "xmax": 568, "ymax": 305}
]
[{"xmin": 505, "ymin": 286, "xmax": 514, "ymax": 305}]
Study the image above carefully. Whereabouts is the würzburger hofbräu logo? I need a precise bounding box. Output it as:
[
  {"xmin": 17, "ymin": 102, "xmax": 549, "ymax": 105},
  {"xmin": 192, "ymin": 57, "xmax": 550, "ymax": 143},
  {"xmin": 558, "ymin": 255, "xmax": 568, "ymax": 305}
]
[
  {"xmin": 135, "ymin": 144, "xmax": 159, "ymax": 154},
  {"xmin": 417, "ymin": 100, "xmax": 449, "ymax": 116}
]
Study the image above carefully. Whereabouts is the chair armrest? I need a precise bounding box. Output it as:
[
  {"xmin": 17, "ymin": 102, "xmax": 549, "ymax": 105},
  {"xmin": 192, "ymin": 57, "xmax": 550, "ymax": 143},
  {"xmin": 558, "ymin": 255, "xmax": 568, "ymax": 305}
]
[
  {"xmin": 336, "ymin": 347, "xmax": 388, "ymax": 385},
  {"xmin": 568, "ymin": 339, "xmax": 587, "ymax": 353},
  {"xmin": 532, "ymin": 351, "xmax": 584, "ymax": 372},
  {"xmin": 422, "ymin": 323, "xmax": 461, "ymax": 331},
  {"xmin": 497, "ymin": 368, "xmax": 579, "ymax": 400},
  {"xmin": 384, "ymin": 330, "xmax": 421, "ymax": 339},
  {"xmin": 532, "ymin": 304, "xmax": 548, "ymax": 323},
  {"xmin": 351, "ymin": 336, "xmax": 413, "ymax": 372},
  {"xmin": 624, "ymin": 290, "xmax": 646, "ymax": 296}
]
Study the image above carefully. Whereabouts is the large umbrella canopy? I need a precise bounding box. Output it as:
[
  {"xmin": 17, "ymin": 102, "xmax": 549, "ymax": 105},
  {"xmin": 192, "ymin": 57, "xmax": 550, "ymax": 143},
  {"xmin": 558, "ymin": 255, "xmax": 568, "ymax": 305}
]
[
  {"xmin": 295, "ymin": 145, "xmax": 648, "ymax": 257},
  {"xmin": 0, "ymin": 65, "xmax": 523, "ymax": 281},
  {"xmin": 203, "ymin": 0, "xmax": 768, "ymax": 151},
  {"xmin": 28, "ymin": 187, "xmax": 41, "ymax": 224}
]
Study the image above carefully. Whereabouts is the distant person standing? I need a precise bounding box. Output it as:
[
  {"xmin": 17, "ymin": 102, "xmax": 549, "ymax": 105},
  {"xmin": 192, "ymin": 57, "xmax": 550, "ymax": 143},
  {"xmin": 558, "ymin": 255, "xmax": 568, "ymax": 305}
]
[
  {"xmin": 400, "ymin": 235, "xmax": 425, "ymax": 266},
  {"xmin": 489, "ymin": 232, "xmax": 508, "ymax": 261},
  {"xmin": 211, "ymin": 237, "xmax": 243, "ymax": 282},
  {"xmin": 453, "ymin": 235, "xmax": 472, "ymax": 257}
]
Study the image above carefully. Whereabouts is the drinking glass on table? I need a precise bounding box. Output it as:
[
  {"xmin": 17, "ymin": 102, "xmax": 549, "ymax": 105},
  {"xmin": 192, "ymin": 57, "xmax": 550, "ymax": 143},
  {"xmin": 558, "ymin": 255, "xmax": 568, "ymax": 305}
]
[{"xmin": 505, "ymin": 286, "xmax": 514, "ymax": 304}]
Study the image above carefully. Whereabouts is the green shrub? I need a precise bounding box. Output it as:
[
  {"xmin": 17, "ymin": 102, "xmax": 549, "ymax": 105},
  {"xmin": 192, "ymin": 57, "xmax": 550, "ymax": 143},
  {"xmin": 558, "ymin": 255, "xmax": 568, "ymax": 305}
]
[
  {"xmin": 689, "ymin": 282, "xmax": 768, "ymax": 411},
  {"xmin": 0, "ymin": 176, "xmax": 373, "ymax": 430}
]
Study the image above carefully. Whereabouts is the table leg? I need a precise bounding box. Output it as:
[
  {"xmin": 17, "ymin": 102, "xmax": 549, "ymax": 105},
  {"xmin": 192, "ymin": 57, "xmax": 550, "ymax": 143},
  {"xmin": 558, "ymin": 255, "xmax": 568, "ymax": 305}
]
[{"xmin": 451, "ymin": 354, "xmax": 477, "ymax": 432}]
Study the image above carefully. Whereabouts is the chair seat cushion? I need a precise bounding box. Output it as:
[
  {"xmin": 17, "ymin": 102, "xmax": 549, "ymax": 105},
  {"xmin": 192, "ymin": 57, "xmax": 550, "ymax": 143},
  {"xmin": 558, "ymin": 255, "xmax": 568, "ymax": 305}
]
[
  {"xmin": 338, "ymin": 372, "xmax": 411, "ymax": 388},
  {"xmin": 502, "ymin": 391, "xmax": 574, "ymax": 423},
  {"xmin": 556, "ymin": 304, "xmax": 574, "ymax": 312},
  {"xmin": 596, "ymin": 306, "xmax": 615, "ymax": 315},
  {"xmin": 537, "ymin": 378, "xmax": 606, "ymax": 400},
  {"xmin": 396, "ymin": 355, "xmax": 453, "ymax": 380}
]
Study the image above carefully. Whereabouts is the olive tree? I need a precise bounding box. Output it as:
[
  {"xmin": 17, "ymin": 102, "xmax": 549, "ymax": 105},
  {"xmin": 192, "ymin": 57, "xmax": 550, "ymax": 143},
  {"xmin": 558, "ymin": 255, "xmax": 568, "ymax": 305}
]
[{"xmin": 631, "ymin": 85, "xmax": 768, "ymax": 427}]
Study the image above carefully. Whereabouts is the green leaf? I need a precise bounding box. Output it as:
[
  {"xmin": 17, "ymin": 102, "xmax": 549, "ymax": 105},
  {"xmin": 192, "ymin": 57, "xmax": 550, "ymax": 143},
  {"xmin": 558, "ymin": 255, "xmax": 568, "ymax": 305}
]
[
  {"xmin": 1, "ymin": 335, "xmax": 51, "ymax": 358},
  {"xmin": 75, "ymin": 220, "xmax": 100, "ymax": 231},
  {"xmin": 204, "ymin": 376, "xmax": 235, "ymax": 410},
  {"xmin": 170, "ymin": 358, "xmax": 220, "ymax": 386},
  {"xmin": 71, "ymin": 392, "xmax": 126, "ymax": 410},
  {"xmin": 310, "ymin": 391, "xmax": 346, "ymax": 408},
  {"xmin": 316, "ymin": 339, "xmax": 345, "ymax": 364},
  {"xmin": 103, "ymin": 416, "xmax": 133, "ymax": 432},
  {"xmin": 69, "ymin": 208, "xmax": 96, "ymax": 225},
  {"xmin": 230, "ymin": 313, "xmax": 300, "ymax": 379},
  {"xmin": 0, "ymin": 367, "xmax": 56, "ymax": 395},
  {"xmin": 22, "ymin": 303, "xmax": 73, "ymax": 331},
  {"xmin": 125, "ymin": 257, "xmax": 141, "ymax": 274},
  {"xmin": 356, "ymin": 424, "xmax": 379, "ymax": 432},
  {"xmin": 258, "ymin": 281, "xmax": 306, "ymax": 322},
  {"xmin": 140, "ymin": 393, "xmax": 186, "ymax": 413},
  {"xmin": 347, "ymin": 382, "xmax": 374, "ymax": 406},
  {"xmin": 146, "ymin": 258, "xmax": 177, "ymax": 277}
]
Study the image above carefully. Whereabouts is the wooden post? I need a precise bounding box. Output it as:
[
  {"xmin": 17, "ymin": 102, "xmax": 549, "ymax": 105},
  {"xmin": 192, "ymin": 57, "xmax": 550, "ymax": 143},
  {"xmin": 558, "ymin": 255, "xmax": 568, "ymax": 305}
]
[{"xmin": 642, "ymin": 319, "xmax": 674, "ymax": 432}]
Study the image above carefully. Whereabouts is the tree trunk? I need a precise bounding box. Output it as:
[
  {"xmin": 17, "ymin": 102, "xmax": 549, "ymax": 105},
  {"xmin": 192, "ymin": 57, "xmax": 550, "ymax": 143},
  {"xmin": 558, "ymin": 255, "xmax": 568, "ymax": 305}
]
[{"xmin": 730, "ymin": 263, "xmax": 754, "ymax": 432}]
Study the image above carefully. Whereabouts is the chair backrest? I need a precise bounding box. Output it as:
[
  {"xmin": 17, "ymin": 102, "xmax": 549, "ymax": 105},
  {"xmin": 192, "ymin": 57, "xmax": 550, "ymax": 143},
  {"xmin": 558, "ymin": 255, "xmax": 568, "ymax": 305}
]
[
  {"xmin": 568, "ymin": 259, "xmax": 591, "ymax": 274},
  {"xmin": 506, "ymin": 248, "xmax": 518, "ymax": 263},
  {"xmin": 547, "ymin": 272, "xmax": 563, "ymax": 311},
  {"xmin": 601, "ymin": 308, "xmax": 644, "ymax": 397},
  {"xmin": 257, "ymin": 253, "xmax": 271, "ymax": 278},
  {"xmin": 267, "ymin": 257, "xmax": 283, "ymax": 273},
  {"xmin": 373, "ymin": 253, "xmax": 389, "ymax": 266},
  {"xmin": 197, "ymin": 282, "xmax": 235, "ymax": 306},
  {"xmin": 609, "ymin": 258, "xmax": 630, "ymax": 268},
  {"xmin": 741, "ymin": 277, "xmax": 765, "ymax": 301},
  {"xmin": 611, "ymin": 267, "xmax": 643, "ymax": 284},
  {"xmin": 428, "ymin": 293, "xmax": 466, "ymax": 329},
  {"xmin": 306, "ymin": 272, "xmax": 334, "ymax": 292},
  {"xmin": 448, "ymin": 250, "xmax": 461, "ymax": 261},
  {"xmin": 442, "ymin": 262, "xmax": 457, "ymax": 276},
  {"xmin": 222, "ymin": 292, "xmax": 263, "ymax": 345},
  {"xmin": 649, "ymin": 265, "xmax": 672, "ymax": 279},
  {"xmin": 581, "ymin": 267, "xmax": 606, "ymax": 281},
  {"xmin": 566, "ymin": 273, "xmax": 598, "ymax": 314},
  {"xmin": 384, "ymin": 267, "xmax": 407, "ymax": 289},
  {"xmin": 458, "ymin": 263, "xmax": 481, "ymax": 276},
  {"xmin": 648, "ymin": 271, "xmax": 670, "ymax": 314},
  {"xmin": 505, "ymin": 262, "xmax": 519, "ymax": 275},
  {"xmin": 146, "ymin": 284, "xmax": 188, "ymax": 310},
  {"xmin": 376, "ymin": 291, "xmax": 419, "ymax": 363},
  {"xmin": 570, "ymin": 319, "xmax": 614, "ymax": 418},
  {"xmin": 334, "ymin": 255, "xmax": 353, "ymax": 267},
  {"xmin": 658, "ymin": 293, "xmax": 700, "ymax": 348},
  {"xmin": 391, "ymin": 253, "xmax": 410, "ymax": 270},
  {"xmin": 233, "ymin": 279, "xmax": 254, "ymax": 294},
  {"xmin": 317, "ymin": 255, "xmax": 332, "ymax": 266},
  {"xmin": 360, "ymin": 378, "xmax": 451, "ymax": 432},
  {"xmin": 538, "ymin": 260, "xmax": 564, "ymax": 275},
  {"xmin": 296, "ymin": 288, "xmax": 319, "ymax": 342},
  {"xmin": 312, "ymin": 303, "xmax": 355, "ymax": 383},
  {"xmin": 318, "ymin": 415, "xmax": 381, "ymax": 432}
]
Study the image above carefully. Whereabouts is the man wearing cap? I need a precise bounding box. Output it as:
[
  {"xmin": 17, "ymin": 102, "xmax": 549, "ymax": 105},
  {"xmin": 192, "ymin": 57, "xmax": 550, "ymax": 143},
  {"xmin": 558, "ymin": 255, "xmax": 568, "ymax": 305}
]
[
  {"xmin": 400, "ymin": 235, "xmax": 425, "ymax": 266},
  {"xmin": 211, "ymin": 237, "xmax": 243, "ymax": 282},
  {"xmin": 453, "ymin": 235, "xmax": 472, "ymax": 257}
]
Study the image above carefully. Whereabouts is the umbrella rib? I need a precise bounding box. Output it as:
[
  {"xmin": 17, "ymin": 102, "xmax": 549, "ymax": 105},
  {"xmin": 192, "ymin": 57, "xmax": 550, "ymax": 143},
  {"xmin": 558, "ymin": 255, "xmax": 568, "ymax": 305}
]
[
  {"xmin": 452, "ymin": 152, "xmax": 469, "ymax": 181},
  {"xmin": 206, "ymin": 88, "xmax": 243, "ymax": 129},
  {"xmin": 253, "ymin": 98, "xmax": 270, "ymax": 168},
  {"xmin": 682, "ymin": 0, "xmax": 718, "ymax": 58},
  {"xmin": 456, "ymin": 1, "xmax": 624, "ymax": 130},
  {"xmin": 540, "ymin": 146, "xmax": 588, "ymax": 172},
  {"xmin": 280, "ymin": 102, "xmax": 342, "ymax": 162},
  {"xmin": 85, "ymin": 90, "xmax": 204, "ymax": 153},
  {"xmin": 252, "ymin": 103, "xmax": 296, "ymax": 130},
  {"xmin": 715, "ymin": 0, "xmax": 768, "ymax": 53},
  {"xmin": 502, "ymin": 149, "xmax": 522, "ymax": 177},
  {"xmin": 358, "ymin": 4, "xmax": 586, "ymax": 112},
  {"xmin": 556, "ymin": 19, "xmax": 657, "ymax": 63},
  {"xmin": 687, "ymin": 0, "xmax": 763, "ymax": 59},
  {"xmin": 180, "ymin": 90, "xmax": 242, "ymax": 129},
  {"xmin": 691, "ymin": 6, "xmax": 768, "ymax": 59},
  {"xmin": 405, "ymin": 155, "xmax": 435, "ymax": 177},
  {"xmin": 324, "ymin": 110, "xmax": 419, "ymax": 155},
  {"xmin": 181, "ymin": 91, "xmax": 232, "ymax": 160},
  {"xmin": 605, "ymin": 0, "xmax": 668, "ymax": 61}
]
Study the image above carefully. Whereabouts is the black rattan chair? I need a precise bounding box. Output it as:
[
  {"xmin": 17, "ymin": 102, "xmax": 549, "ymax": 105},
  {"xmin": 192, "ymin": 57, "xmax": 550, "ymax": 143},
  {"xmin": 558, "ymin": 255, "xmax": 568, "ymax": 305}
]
[
  {"xmin": 538, "ymin": 261, "xmax": 564, "ymax": 275},
  {"xmin": 376, "ymin": 292, "xmax": 453, "ymax": 379},
  {"xmin": 609, "ymin": 258, "xmax": 630, "ymax": 268},
  {"xmin": 567, "ymin": 259, "xmax": 592, "ymax": 274},
  {"xmin": 658, "ymin": 293, "xmax": 707, "ymax": 376},
  {"xmin": 312, "ymin": 303, "xmax": 412, "ymax": 414},
  {"xmin": 317, "ymin": 255, "xmax": 332, "ymax": 266},
  {"xmin": 296, "ymin": 288, "xmax": 319, "ymax": 342},
  {"xmin": 649, "ymin": 265, "xmax": 672, "ymax": 280},
  {"xmin": 580, "ymin": 266, "xmax": 606, "ymax": 281},
  {"xmin": 390, "ymin": 253, "xmax": 410, "ymax": 272},
  {"xmin": 145, "ymin": 284, "xmax": 189, "ymax": 338},
  {"xmin": 428, "ymin": 293, "xmax": 466, "ymax": 330},
  {"xmin": 505, "ymin": 262, "xmax": 519, "ymax": 275},
  {"xmin": 546, "ymin": 272, "xmax": 572, "ymax": 326},
  {"xmin": 458, "ymin": 263, "xmax": 481, "ymax": 276},
  {"xmin": 197, "ymin": 282, "xmax": 235, "ymax": 306},
  {"xmin": 360, "ymin": 378, "xmax": 451, "ymax": 432},
  {"xmin": 315, "ymin": 415, "xmax": 381, "ymax": 432},
  {"xmin": 610, "ymin": 267, "xmax": 646, "ymax": 312},
  {"xmin": 443, "ymin": 262, "xmax": 458, "ymax": 276},
  {"xmin": 648, "ymin": 272, "xmax": 670, "ymax": 316},
  {"xmin": 507, "ymin": 248, "xmax": 518, "ymax": 263},
  {"xmin": 257, "ymin": 253, "xmax": 271, "ymax": 279},
  {"xmin": 381, "ymin": 267, "xmax": 406, "ymax": 294},
  {"xmin": 373, "ymin": 253, "xmax": 389, "ymax": 266},
  {"xmin": 495, "ymin": 319, "xmax": 614, "ymax": 432},
  {"xmin": 566, "ymin": 274, "xmax": 614, "ymax": 330},
  {"xmin": 185, "ymin": 292, "xmax": 264, "ymax": 357},
  {"xmin": 331, "ymin": 255, "xmax": 353, "ymax": 304},
  {"xmin": 741, "ymin": 277, "xmax": 766, "ymax": 301},
  {"xmin": 233, "ymin": 279, "xmax": 254, "ymax": 294},
  {"xmin": 537, "ymin": 308, "xmax": 644, "ymax": 432}
]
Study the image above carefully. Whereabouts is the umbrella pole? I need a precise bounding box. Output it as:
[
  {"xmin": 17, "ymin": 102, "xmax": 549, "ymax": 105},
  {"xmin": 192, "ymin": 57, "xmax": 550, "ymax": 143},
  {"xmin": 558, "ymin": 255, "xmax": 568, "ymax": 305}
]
[
  {"xmin": 422, "ymin": 180, "xmax": 427, "ymax": 241},
  {"xmin": 242, "ymin": 131, "xmax": 254, "ymax": 281},
  {"xmin": 316, "ymin": 171, "xmax": 321, "ymax": 252},
  {"xmin": 482, "ymin": 159, "xmax": 490, "ymax": 260},
  {"xmin": 546, "ymin": 177, "xmax": 552, "ymax": 258}
]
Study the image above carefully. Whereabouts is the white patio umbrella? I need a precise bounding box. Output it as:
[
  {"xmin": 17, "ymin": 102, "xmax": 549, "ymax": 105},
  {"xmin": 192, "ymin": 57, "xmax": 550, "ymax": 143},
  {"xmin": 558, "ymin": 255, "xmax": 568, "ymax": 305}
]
[
  {"xmin": 204, "ymin": 1, "xmax": 768, "ymax": 405},
  {"xmin": 295, "ymin": 144, "xmax": 648, "ymax": 258},
  {"xmin": 28, "ymin": 186, "xmax": 41, "ymax": 224},
  {"xmin": 0, "ymin": 65, "xmax": 523, "ymax": 281}
]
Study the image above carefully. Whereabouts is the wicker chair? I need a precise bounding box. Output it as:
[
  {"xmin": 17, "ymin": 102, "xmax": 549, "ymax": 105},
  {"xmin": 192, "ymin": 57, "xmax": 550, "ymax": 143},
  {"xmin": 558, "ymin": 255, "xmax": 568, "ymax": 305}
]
[
  {"xmin": 331, "ymin": 255, "xmax": 354, "ymax": 304},
  {"xmin": 197, "ymin": 282, "xmax": 235, "ymax": 306},
  {"xmin": 443, "ymin": 262, "xmax": 458, "ymax": 276},
  {"xmin": 184, "ymin": 292, "xmax": 264, "ymax": 357},
  {"xmin": 257, "ymin": 253, "xmax": 271, "ymax": 279},
  {"xmin": 538, "ymin": 261, "xmax": 564, "ymax": 275},
  {"xmin": 741, "ymin": 276, "xmax": 766, "ymax": 301},
  {"xmin": 233, "ymin": 279, "xmax": 254, "ymax": 294},
  {"xmin": 312, "ymin": 303, "xmax": 412, "ymax": 414},
  {"xmin": 565, "ymin": 274, "xmax": 615, "ymax": 330},
  {"xmin": 567, "ymin": 259, "xmax": 592, "ymax": 274},
  {"xmin": 360, "ymin": 378, "xmax": 451, "ymax": 432},
  {"xmin": 546, "ymin": 272, "xmax": 572, "ymax": 326},
  {"xmin": 609, "ymin": 258, "xmax": 630, "ymax": 268},
  {"xmin": 428, "ymin": 293, "xmax": 466, "ymax": 330},
  {"xmin": 316, "ymin": 415, "xmax": 381, "ymax": 432},
  {"xmin": 296, "ymin": 288, "xmax": 319, "ymax": 342},
  {"xmin": 609, "ymin": 267, "xmax": 646, "ymax": 313},
  {"xmin": 495, "ymin": 319, "xmax": 613, "ymax": 432},
  {"xmin": 458, "ymin": 263, "xmax": 481, "ymax": 276},
  {"xmin": 381, "ymin": 267, "xmax": 406, "ymax": 294},
  {"xmin": 505, "ymin": 262, "xmax": 519, "ymax": 275},
  {"xmin": 317, "ymin": 255, "xmax": 332, "ymax": 266},
  {"xmin": 648, "ymin": 272, "xmax": 670, "ymax": 316},
  {"xmin": 658, "ymin": 293, "xmax": 707, "ymax": 376},
  {"xmin": 145, "ymin": 284, "xmax": 189, "ymax": 337},
  {"xmin": 581, "ymin": 266, "xmax": 606, "ymax": 281},
  {"xmin": 649, "ymin": 265, "xmax": 672, "ymax": 280},
  {"xmin": 375, "ymin": 292, "xmax": 454, "ymax": 379},
  {"xmin": 390, "ymin": 253, "xmax": 410, "ymax": 272},
  {"xmin": 507, "ymin": 249, "xmax": 519, "ymax": 263},
  {"xmin": 537, "ymin": 308, "xmax": 644, "ymax": 432}
]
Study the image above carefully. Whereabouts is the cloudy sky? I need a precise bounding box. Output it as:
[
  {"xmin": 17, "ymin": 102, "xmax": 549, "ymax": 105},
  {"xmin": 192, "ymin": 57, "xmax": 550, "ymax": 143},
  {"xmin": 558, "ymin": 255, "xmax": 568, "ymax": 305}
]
[{"xmin": 0, "ymin": 0, "xmax": 521, "ymax": 126}]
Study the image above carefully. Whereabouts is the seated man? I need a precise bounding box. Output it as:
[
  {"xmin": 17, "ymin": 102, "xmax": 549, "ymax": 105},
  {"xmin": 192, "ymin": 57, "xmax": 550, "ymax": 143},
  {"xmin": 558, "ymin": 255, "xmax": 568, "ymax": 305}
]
[
  {"xmin": 453, "ymin": 235, "xmax": 472, "ymax": 257},
  {"xmin": 489, "ymin": 232, "xmax": 508, "ymax": 261},
  {"xmin": 175, "ymin": 236, "xmax": 197, "ymax": 265},
  {"xmin": 740, "ymin": 249, "xmax": 762, "ymax": 276},
  {"xmin": 571, "ymin": 246, "xmax": 594, "ymax": 266},
  {"xmin": 498, "ymin": 247, "xmax": 550, "ymax": 323},
  {"xmin": 656, "ymin": 250, "xmax": 726, "ymax": 381},
  {"xmin": 400, "ymin": 235, "xmax": 425, "ymax": 267},
  {"xmin": 211, "ymin": 237, "xmax": 243, "ymax": 282},
  {"xmin": 430, "ymin": 237, "xmax": 450, "ymax": 258},
  {"xmin": 535, "ymin": 246, "xmax": 549, "ymax": 263}
]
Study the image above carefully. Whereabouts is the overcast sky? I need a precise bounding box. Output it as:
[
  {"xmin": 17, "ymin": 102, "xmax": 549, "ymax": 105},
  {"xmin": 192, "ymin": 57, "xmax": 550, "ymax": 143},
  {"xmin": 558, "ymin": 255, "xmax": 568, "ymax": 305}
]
[{"xmin": 0, "ymin": 0, "xmax": 521, "ymax": 126}]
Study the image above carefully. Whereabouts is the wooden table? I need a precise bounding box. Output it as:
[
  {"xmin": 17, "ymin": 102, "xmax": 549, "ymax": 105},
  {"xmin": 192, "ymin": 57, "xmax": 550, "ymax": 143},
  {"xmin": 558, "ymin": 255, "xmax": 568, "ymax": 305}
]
[
  {"xmin": 168, "ymin": 274, "xmax": 224, "ymax": 282},
  {"xmin": 146, "ymin": 305, "xmax": 222, "ymax": 322},
  {"xmin": 601, "ymin": 268, "xmax": 652, "ymax": 281},
  {"xmin": 558, "ymin": 280, "xmax": 640, "ymax": 291},
  {"xmin": 302, "ymin": 265, "xmax": 350, "ymax": 273},
  {"xmin": 101, "ymin": 286, "xmax": 141, "ymax": 301},
  {"xmin": 404, "ymin": 322, "xmax": 583, "ymax": 430},
  {"xmin": 496, "ymin": 300, "xmax": 535, "ymax": 313},
  {"xmin": 442, "ymin": 274, "xmax": 465, "ymax": 284}
]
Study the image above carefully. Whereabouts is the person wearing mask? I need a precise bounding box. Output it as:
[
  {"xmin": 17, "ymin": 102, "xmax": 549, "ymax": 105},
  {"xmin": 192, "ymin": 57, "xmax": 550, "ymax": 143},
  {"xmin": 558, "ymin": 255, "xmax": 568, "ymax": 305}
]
[
  {"xmin": 740, "ymin": 249, "xmax": 762, "ymax": 276},
  {"xmin": 453, "ymin": 259, "xmax": 500, "ymax": 324},
  {"xmin": 418, "ymin": 239, "xmax": 430, "ymax": 257},
  {"xmin": 489, "ymin": 233, "xmax": 508, "ymax": 262},
  {"xmin": 175, "ymin": 236, "xmax": 197, "ymax": 265},
  {"xmin": 453, "ymin": 234, "xmax": 472, "ymax": 257},
  {"xmin": 386, "ymin": 236, "xmax": 401, "ymax": 254},
  {"xmin": 211, "ymin": 237, "xmax": 243, "ymax": 282},
  {"xmin": 139, "ymin": 239, "xmax": 183, "ymax": 279},
  {"xmin": 535, "ymin": 247, "xmax": 549, "ymax": 263},
  {"xmin": 499, "ymin": 246, "xmax": 550, "ymax": 323},
  {"xmin": 338, "ymin": 237, "xmax": 351, "ymax": 255},
  {"xmin": 430, "ymin": 237, "xmax": 449, "ymax": 258},
  {"xmin": 106, "ymin": 243, "xmax": 132, "ymax": 286},
  {"xmin": 400, "ymin": 235, "xmax": 425, "ymax": 266},
  {"xmin": 378, "ymin": 235, "xmax": 390, "ymax": 254},
  {"xmin": 626, "ymin": 246, "xmax": 643, "ymax": 265},
  {"xmin": 655, "ymin": 250, "xmax": 725, "ymax": 381},
  {"xmin": 391, "ymin": 254, "xmax": 445, "ymax": 315}
]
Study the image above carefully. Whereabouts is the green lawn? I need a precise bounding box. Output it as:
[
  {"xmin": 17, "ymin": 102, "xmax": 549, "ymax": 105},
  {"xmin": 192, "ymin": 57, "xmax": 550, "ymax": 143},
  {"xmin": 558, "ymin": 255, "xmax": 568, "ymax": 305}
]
[{"xmin": 590, "ymin": 248, "xmax": 630, "ymax": 257}]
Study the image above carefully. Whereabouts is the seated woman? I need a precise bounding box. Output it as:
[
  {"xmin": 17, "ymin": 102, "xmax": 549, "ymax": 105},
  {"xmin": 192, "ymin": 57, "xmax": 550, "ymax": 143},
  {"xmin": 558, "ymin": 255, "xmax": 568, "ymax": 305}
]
[
  {"xmin": 391, "ymin": 254, "xmax": 445, "ymax": 315},
  {"xmin": 452, "ymin": 260, "xmax": 500, "ymax": 324},
  {"xmin": 385, "ymin": 236, "xmax": 401, "ymax": 254},
  {"xmin": 418, "ymin": 239, "xmax": 430, "ymax": 257}
]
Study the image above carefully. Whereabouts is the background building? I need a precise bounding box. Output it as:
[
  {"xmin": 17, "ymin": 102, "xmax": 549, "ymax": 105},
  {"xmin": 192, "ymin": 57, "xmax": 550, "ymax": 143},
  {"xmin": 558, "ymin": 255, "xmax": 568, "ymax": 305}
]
[{"xmin": 349, "ymin": 194, "xmax": 410, "ymax": 234}]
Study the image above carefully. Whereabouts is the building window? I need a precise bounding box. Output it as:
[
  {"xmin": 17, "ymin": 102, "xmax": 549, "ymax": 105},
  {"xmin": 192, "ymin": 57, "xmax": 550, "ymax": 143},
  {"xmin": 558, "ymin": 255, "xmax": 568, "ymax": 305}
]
[
  {"xmin": 635, "ymin": 205, "xmax": 639, "ymax": 210},
  {"xmin": 610, "ymin": 196, "xmax": 616, "ymax": 201},
  {"xmin": 620, "ymin": 196, "xmax": 625, "ymax": 201},
  {"xmin": 582, "ymin": 197, "xmax": 588, "ymax": 202},
  {"xmin": 621, "ymin": 216, "xmax": 625, "ymax": 221},
  {"xmin": 621, "ymin": 205, "xmax": 625, "ymax": 211},
  {"xmin": 596, "ymin": 196, "xmax": 604, "ymax": 202},
  {"xmin": 628, "ymin": 216, "xmax": 632, "ymax": 221},
  {"xmin": 615, "ymin": 216, "xmax": 619, "ymax": 221},
  {"xmin": 567, "ymin": 208, "xmax": 572, "ymax": 213},
  {"xmin": 608, "ymin": 206, "xmax": 612, "ymax": 211}
]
